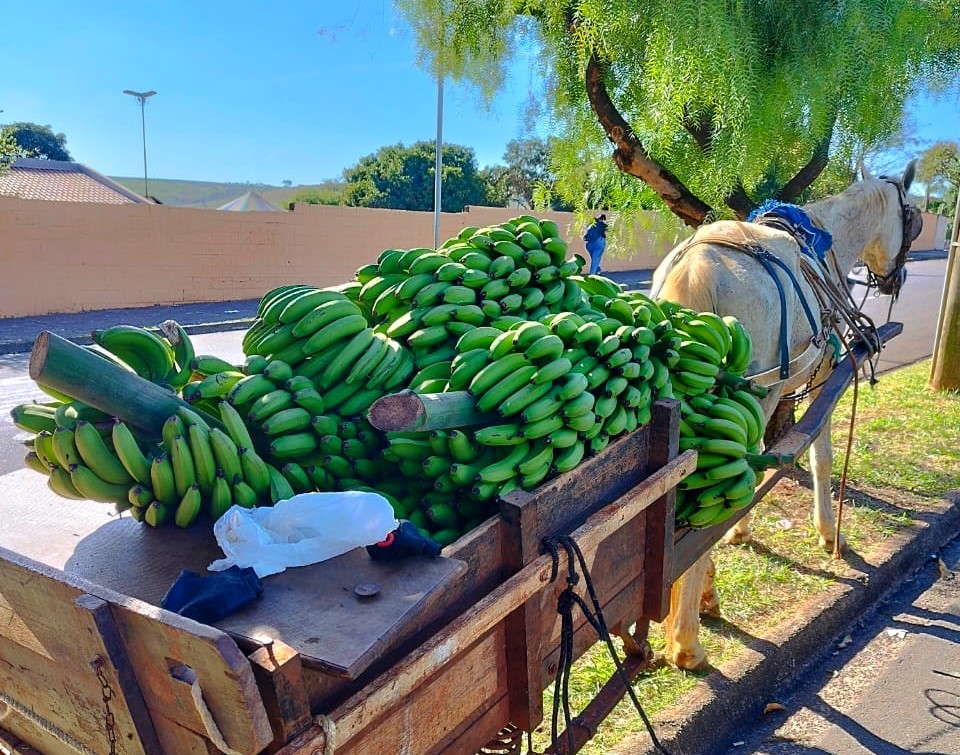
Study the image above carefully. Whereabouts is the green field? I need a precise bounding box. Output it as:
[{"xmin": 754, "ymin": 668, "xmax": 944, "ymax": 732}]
[{"xmin": 109, "ymin": 176, "xmax": 344, "ymax": 209}]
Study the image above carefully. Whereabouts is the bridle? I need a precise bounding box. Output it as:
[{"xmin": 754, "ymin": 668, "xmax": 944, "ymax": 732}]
[{"xmin": 863, "ymin": 177, "xmax": 922, "ymax": 302}]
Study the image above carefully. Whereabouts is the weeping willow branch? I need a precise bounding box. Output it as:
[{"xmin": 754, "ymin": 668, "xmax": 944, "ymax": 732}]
[{"xmin": 585, "ymin": 53, "xmax": 713, "ymax": 227}]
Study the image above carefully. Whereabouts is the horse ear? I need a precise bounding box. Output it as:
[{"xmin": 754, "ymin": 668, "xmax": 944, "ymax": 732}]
[
  {"xmin": 859, "ymin": 160, "xmax": 874, "ymax": 182},
  {"xmin": 902, "ymin": 159, "xmax": 917, "ymax": 192}
]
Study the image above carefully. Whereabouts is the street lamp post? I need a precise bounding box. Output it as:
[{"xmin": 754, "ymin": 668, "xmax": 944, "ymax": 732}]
[{"xmin": 123, "ymin": 90, "xmax": 156, "ymax": 199}]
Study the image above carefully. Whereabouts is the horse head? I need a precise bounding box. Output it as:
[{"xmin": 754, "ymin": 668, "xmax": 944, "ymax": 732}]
[{"xmin": 864, "ymin": 160, "xmax": 923, "ymax": 299}]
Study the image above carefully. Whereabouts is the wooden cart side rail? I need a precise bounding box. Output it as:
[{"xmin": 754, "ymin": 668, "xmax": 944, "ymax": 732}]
[
  {"xmin": 670, "ymin": 321, "xmax": 903, "ymax": 579},
  {"xmin": 325, "ymin": 450, "xmax": 697, "ymax": 750},
  {"xmin": 0, "ymin": 545, "xmax": 273, "ymax": 755}
]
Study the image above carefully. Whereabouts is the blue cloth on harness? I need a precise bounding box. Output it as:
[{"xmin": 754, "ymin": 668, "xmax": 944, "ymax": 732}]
[{"xmin": 747, "ymin": 200, "xmax": 833, "ymax": 262}]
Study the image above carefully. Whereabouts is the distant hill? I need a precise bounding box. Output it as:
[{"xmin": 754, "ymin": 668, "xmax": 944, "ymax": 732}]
[{"xmin": 109, "ymin": 177, "xmax": 344, "ymax": 209}]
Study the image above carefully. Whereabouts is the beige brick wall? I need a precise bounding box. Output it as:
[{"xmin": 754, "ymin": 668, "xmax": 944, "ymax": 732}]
[
  {"xmin": 1, "ymin": 198, "xmax": 941, "ymax": 318},
  {"xmin": 0, "ymin": 199, "xmax": 684, "ymax": 317}
]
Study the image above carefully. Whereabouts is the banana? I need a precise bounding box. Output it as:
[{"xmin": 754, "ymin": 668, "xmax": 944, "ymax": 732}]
[
  {"xmin": 47, "ymin": 466, "xmax": 85, "ymax": 499},
  {"xmin": 261, "ymin": 406, "xmax": 312, "ymax": 436},
  {"xmin": 319, "ymin": 328, "xmax": 376, "ymax": 389},
  {"xmin": 174, "ymin": 484, "xmax": 203, "ymax": 528},
  {"xmin": 448, "ymin": 349, "xmax": 492, "ymax": 391},
  {"xmin": 218, "ymin": 400, "xmax": 256, "ymax": 450},
  {"xmin": 564, "ymin": 410, "xmax": 597, "ymax": 432},
  {"xmin": 732, "ymin": 390, "xmax": 766, "ymax": 443},
  {"xmin": 521, "ymin": 388, "xmax": 565, "ymax": 423},
  {"xmin": 291, "ymin": 299, "xmax": 364, "ymax": 338},
  {"xmin": 561, "ymin": 390, "xmax": 596, "ymax": 418},
  {"xmin": 679, "ymin": 437, "xmax": 747, "ymax": 458},
  {"xmin": 259, "ymin": 284, "xmax": 313, "ymax": 321},
  {"xmin": 477, "ymin": 442, "xmax": 530, "ymax": 483},
  {"xmin": 146, "ymin": 453, "xmax": 178, "ymax": 506},
  {"xmin": 93, "ymin": 325, "xmax": 174, "ymax": 383},
  {"xmin": 197, "ymin": 370, "xmax": 246, "ymax": 399},
  {"xmin": 723, "ymin": 315, "xmax": 752, "ymax": 375},
  {"xmin": 33, "ymin": 431, "xmax": 58, "ymax": 470},
  {"xmin": 338, "ymin": 387, "xmax": 385, "ymax": 417},
  {"xmin": 11, "ymin": 402, "xmax": 59, "ymax": 434},
  {"xmin": 678, "ymin": 339, "xmax": 723, "ymax": 365},
  {"xmin": 209, "ymin": 427, "xmax": 242, "ymax": 482},
  {"xmin": 291, "ymin": 387, "xmax": 326, "ymax": 415},
  {"xmin": 190, "ymin": 354, "xmax": 239, "ymax": 376},
  {"xmin": 382, "ymin": 349, "xmax": 416, "ymax": 391},
  {"xmin": 469, "ymin": 353, "xmax": 531, "ymax": 397},
  {"xmin": 251, "ymin": 322, "xmax": 300, "ymax": 357},
  {"xmin": 165, "ymin": 434, "xmax": 196, "ymax": 498},
  {"xmin": 280, "ymin": 289, "xmax": 349, "ymax": 324},
  {"xmin": 267, "ymin": 463, "xmax": 296, "ymax": 503},
  {"xmin": 158, "ymin": 320, "xmax": 196, "ymax": 388},
  {"xmin": 106, "ymin": 421, "xmax": 151, "ymax": 485},
  {"xmin": 676, "ymin": 318, "xmax": 728, "ymax": 358},
  {"xmin": 474, "ymin": 423, "xmax": 525, "ymax": 446},
  {"xmin": 73, "ymin": 420, "xmax": 132, "ymax": 485},
  {"xmin": 498, "ymin": 381, "xmax": 554, "ymax": 418},
  {"xmin": 408, "ymin": 324, "xmax": 451, "ymax": 350},
  {"xmin": 414, "ymin": 281, "xmax": 453, "ymax": 307},
  {"xmin": 183, "ymin": 423, "xmax": 215, "ymax": 496},
  {"xmin": 239, "ymin": 446, "xmax": 271, "ymax": 497},
  {"xmin": 525, "ymin": 334, "xmax": 564, "ymax": 362},
  {"xmin": 723, "ymin": 467, "xmax": 759, "ymax": 501},
  {"xmin": 209, "ymin": 471, "xmax": 234, "ymax": 521},
  {"xmin": 475, "ymin": 365, "xmax": 539, "ymax": 413},
  {"xmin": 448, "ymin": 429, "xmax": 480, "ymax": 463},
  {"xmin": 232, "ymin": 479, "xmax": 259, "ymax": 508},
  {"xmin": 268, "ymin": 432, "xmax": 318, "ymax": 459},
  {"xmin": 558, "ymin": 372, "xmax": 589, "ymax": 401},
  {"xmin": 385, "ymin": 308, "xmax": 426, "ymax": 339},
  {"xmin": 248, "ymin": 389, "xmax": 295, "ymax": 423},
  {"xmin": 228, "ymin": 374, "xmax": 278, "ymax": 407},
  {"xmin": 281, "ymin": 462, "xmax": 313, "ymax": 493},
  {"xmin": 421, "ymin": 303, "xmax": 459, "ymax": 326},
  {"xmin": 144, "ymin": 501, "xmax": 174, "ymax": 527},
  {"xmin": 51, "ymin": 426, "xmax": 81, "ymax": 469},
  {"xmin": 303, "ymin": 315, "xmax": 368, "ymax": 356},
  {"xmin": 703, "ymin": 457, "xmax": 751, "ymax": 481},
  {"xmin": 552, "ymin": 440, "xmax": 586, "ymax": 473},
  {"xmin": 522, "ymin": 413, "xmax": 565, "ymax": 440},
  {"xmin": 546, "ymin": 427, "xmax": 580, "ymax": 449},
  {"xmin": 687, "ymin": 503, "xmax": 726, "ymax": 528},
  {"xmin": 365, "ymin": 340, "xmax": 405, "ymax": 388}
]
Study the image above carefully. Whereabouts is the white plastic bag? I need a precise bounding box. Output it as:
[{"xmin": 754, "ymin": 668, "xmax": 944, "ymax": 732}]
[{"xmin": 208, "ymin": 491, "xmax": 399, "ymax": 578}]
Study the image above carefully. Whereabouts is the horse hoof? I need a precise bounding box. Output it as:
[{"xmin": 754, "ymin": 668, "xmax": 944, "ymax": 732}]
[
  {"xmin": 700, "ymin": 598, "xmax": 721, "ymax": 619},
  {"xmin": 819, "ymin": 533, "xmax": 847, "ymax": 552},
  {"xmin": 669, "ymin": 646, "xmax": 708, "ymax": 671},
  {"xmin": 721, "ymin": 529, "xmax": 752, "ymax": 546}
]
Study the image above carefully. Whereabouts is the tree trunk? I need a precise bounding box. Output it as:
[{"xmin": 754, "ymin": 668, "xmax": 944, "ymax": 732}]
[
  {"xmin": 929, "ymin": 192, "xmax": 960, "ymax": 391},
  {"xmin": 583, "ymin": 54, "xmax": 713, "ymax": 228}
]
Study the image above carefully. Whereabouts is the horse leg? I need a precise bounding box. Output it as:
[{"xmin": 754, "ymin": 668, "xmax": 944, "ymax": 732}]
[
  {"xmin": 721, "ymin": 512, "xmax": 752, "ymax": 545},
  {"xmin": 664, "ymin": 553, "xmax": 712, "ymax": 669},
  {"xmin": 809, "ymin": 415, "xmax": 846, "ymax": 552}
]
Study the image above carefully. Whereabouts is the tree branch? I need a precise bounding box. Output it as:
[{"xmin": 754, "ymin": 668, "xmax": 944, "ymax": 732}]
[
  {"xmin": 776, "ymin": 115, "xmax": 837, "ymax": 202},
  {"xmin": 725, "ymin": 181, "xmax": 756, "ymax": 219},
  {"xmin": 584, "ymin": 53, "xmax": 713, "ymax": 228}
]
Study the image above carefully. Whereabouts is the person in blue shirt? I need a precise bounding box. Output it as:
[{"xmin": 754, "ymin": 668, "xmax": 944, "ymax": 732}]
[{"xmin": 583, "ymin": 214, "xmax": 608, "ymax": 274}]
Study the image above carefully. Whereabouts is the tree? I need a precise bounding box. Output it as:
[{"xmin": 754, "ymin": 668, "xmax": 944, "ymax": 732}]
[
  {"xmin": 287, "ymin": 183, "xmax": 344, "ymax": 208},
  {"xmin": 342, "ymin": 141, "xmax": 491, "ymax": 212},
  {"xmin": 917, "ymin": 140, "xmax": 960, "ymax": 209},
  {"xmin": 397, "ymin": 1, "xmax": 960, "ymax": 227},
  {"xmin": 483, "ymin": 137, "xmax": 571, "ymax": 210},
  {"xmin": 0, "ymin": 122, "xmax": 72, "ymax": 161}
]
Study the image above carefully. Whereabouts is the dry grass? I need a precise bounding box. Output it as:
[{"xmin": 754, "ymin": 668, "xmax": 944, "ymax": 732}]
[{"xmin": 529, "ymin": 360, "xmax": 960, "ymax": 754}]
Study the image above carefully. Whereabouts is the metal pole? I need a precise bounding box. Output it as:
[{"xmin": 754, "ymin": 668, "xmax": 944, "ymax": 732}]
[
  {"xmin": 140, "ymin": 98, "xmax": 149, "ymax": 199},
  {"xmin": 433, "ymin": 75, "xmax": 443, "ymax": 249}
]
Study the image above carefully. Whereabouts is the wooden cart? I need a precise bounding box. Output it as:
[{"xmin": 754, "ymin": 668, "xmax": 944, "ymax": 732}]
[{"xmin": 0, "ymin": 323, "xmax": 896, "ymax": 755}]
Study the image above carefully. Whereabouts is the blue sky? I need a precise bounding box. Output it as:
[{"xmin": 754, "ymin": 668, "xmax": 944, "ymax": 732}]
[{"xmin": 1, "ymin": 2, "xmax": 957, "ymax": 187}]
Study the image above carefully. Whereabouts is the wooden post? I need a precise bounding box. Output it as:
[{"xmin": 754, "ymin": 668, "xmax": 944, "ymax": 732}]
[
  {"xmin": 28, "ymin": 331, "xmax": 206, "ymax": 435},
  {"xmin": 930, "ymin": 193, "xmax": 960, "ymax": 391},
  {"xmin": 247, "ymin": 640, "xmax": 313, "ymax": 752},
  {"xmin": 366, "ymin": 389, "xmax": 495, "ymax": 431}
]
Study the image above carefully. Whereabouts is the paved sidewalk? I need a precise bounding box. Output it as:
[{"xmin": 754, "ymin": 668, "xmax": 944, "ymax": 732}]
[{"xmin": 0, "ymin": 299, "xmax": 260, "ymax": 355}]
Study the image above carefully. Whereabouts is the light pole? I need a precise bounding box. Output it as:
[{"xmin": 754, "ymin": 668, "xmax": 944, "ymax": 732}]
[{"xmin": 123, "ymin": 90, "xmax": 156, "ymax": 199}]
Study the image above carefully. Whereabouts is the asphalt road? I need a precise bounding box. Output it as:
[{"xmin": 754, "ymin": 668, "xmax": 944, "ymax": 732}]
[{"xmin": 0, "ymin": 258, "xmax": 947, "ymax": 477}]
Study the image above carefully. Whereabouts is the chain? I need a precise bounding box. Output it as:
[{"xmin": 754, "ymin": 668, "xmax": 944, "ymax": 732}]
[{"xmin": 91, "ymin": 657, "xmax": 118, "ymax": 755}]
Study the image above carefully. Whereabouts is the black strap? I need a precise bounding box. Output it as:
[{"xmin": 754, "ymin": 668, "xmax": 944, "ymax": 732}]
[{"xmin": 542, "ymin": 535, "xmax": 671, "ymax": 755}]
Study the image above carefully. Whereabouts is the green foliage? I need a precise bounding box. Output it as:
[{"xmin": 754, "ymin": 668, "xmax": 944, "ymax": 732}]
[
  {"xmin": 918, "ymin": 140, "xmax": 960, "ymax": 189},
  {"xmin": 0, "ymin": 122, "xmax": 72, "ymax": 161},
  {"xmin": 342, "ymin": 140, "xmax": 492, "ymax": 212},
  {"xmin": 397, "ymin": 0, "xmax": 960, "ymax": 220},
  {"xmin": 288, "ymin": 185, "xmax": 343, "ymax": 208},
  {"xmin": 482, "ymin": 137, "xmax": 572, "ymax": 210}
]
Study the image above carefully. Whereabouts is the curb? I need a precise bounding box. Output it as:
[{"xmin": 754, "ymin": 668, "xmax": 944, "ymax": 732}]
[
  {"xmin": 624, "ymin": 492, "xmax": 960, "ymax": 755},
  {"xmin": 0, "ymin": 319, "xmax": 254, "ymax": 356}
]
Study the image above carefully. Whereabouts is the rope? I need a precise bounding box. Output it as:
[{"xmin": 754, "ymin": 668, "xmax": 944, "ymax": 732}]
[
  {"xmin": 542, "ymin": 536, "xmax": 671, "ymax": 755},
  {"xmin": 0, "ymin": 693, "xmax": 97, "ymax": 755}
]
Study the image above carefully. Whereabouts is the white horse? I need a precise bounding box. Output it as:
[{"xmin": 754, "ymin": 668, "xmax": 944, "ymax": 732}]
[{"xmin": 650, "ymin": 162, "xmax": 922, "ymax": 669}]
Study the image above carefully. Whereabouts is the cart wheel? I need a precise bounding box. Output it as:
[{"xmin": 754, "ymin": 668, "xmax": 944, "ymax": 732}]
[{"xmin": 478, "ymin": 723, "xmax": 525, "ymax": 755}]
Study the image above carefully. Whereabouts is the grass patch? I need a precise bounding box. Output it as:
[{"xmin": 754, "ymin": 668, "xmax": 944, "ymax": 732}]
[{"xmin": 528, "ymin": 360, "xmax": 959, "ymax": 754}]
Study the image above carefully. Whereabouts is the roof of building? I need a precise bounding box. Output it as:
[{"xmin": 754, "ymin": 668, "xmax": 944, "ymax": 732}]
[
  {"xmin": 218, "ymin": 191, "xmax": 283, "ymax": 212},
  {"xmin": 0, "ymin": 158, "xmax": 150, "ymax": 204}
]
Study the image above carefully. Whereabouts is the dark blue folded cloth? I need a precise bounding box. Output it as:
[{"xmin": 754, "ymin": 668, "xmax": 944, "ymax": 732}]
[
  {"xmin": 747, "ymin": 200, "xmax": 833, "ymax": 262},
  {"xmin": 160, "ymin": 566, "xmax": 263, "ymax": 623}
]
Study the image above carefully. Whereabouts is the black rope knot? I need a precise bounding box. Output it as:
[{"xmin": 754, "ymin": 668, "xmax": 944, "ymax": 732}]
[{"xmin": 540, "ymin": 534, "xmax": 671, "ymax": 755}]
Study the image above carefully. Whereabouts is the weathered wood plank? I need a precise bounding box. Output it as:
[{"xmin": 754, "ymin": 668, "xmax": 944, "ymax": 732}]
[
  {"xmin": 328, "ymin": 450, "xmax": 696, "ymax": 749},
  {"xmin": 0, "ymin": 551, "xmax": 152, "ymax": 755},
  {"xmin": 247, "ymin": 639, "xmax": 313, "ymax": 752}
]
